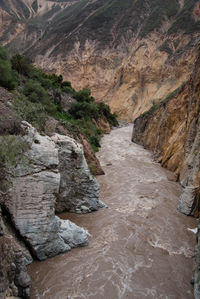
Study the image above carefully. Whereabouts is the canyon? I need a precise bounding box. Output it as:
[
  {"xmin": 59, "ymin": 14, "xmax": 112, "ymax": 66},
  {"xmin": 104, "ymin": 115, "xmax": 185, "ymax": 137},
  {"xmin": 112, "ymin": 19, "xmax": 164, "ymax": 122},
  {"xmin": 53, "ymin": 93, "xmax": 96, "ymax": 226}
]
[{"xmin": 0, "ymin": 0, "xmax": 200, "ymax": 298}]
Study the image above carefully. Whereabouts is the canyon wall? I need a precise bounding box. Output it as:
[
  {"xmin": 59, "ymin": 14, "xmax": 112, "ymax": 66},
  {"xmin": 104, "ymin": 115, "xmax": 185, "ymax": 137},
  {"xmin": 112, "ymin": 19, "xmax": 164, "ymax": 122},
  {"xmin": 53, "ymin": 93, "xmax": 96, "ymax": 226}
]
[{"xmin": 132, "ymin": 45, "xmax": 200, "ymax": 297}]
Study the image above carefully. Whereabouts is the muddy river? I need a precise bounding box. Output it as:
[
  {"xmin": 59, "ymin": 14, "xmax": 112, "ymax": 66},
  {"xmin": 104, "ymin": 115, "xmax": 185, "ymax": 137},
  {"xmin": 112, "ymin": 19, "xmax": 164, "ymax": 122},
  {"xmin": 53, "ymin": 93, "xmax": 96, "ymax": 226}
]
[{"xmin": 28, "ymin": 124, "xmax": 197, "ymax": 299}]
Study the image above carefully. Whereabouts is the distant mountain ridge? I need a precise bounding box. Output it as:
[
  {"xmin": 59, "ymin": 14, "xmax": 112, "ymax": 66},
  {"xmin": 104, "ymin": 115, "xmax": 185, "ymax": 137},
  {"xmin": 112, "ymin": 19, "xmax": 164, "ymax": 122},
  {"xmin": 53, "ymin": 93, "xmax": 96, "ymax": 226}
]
[{"xmin": 1, "ymin": 0, "xmax": 200, "ymax": 120}]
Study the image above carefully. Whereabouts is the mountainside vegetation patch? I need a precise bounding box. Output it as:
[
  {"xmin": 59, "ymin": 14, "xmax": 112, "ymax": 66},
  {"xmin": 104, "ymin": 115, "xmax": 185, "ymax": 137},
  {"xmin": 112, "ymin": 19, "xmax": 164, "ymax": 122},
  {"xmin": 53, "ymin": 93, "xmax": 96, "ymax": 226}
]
[{"xmin": 0, "ymin": 46, "xmax": 118, "ymax": 152}]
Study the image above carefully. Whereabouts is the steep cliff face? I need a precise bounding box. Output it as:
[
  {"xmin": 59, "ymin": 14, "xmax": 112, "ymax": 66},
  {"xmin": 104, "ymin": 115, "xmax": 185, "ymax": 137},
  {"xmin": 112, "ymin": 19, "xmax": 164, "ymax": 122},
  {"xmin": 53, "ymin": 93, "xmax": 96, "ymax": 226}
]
[
  {"xmin": 1, "ymin": 0, "xmax": 200, "ymax": 120},
  {"xmin": 132, "ymin": 46, "xmax": 200, "ymax": 298},
  {"xmin": 132, "ymin": 46, "xmax": 200, "ymax": 217}
]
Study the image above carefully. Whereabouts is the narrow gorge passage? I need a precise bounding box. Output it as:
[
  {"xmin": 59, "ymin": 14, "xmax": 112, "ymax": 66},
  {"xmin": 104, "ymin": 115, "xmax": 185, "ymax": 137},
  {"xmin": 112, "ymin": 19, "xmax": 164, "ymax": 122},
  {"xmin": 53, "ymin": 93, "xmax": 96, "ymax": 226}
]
[{"xmin": 28, "ymin": 125, "xmax": 197, "ymax": 299}]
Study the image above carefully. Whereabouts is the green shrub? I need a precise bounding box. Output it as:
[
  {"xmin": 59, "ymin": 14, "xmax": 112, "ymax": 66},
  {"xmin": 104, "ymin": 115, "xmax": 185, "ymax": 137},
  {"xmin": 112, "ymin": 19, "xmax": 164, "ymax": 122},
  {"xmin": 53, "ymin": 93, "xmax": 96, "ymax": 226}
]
[
  {"xmin": 45, "ymin": 73, "xmax": 63, "ymax": 88},
  {"xmin": 0, "ymin": 135, "xmax": 29, "ymax": 191},
  {"xmin": 69, "ymin": 102, "xmax": 99, "ymax": 119},
  {"xmin": 89, "ymin": 135, "xmax": 100, "ymax": 151},
  {"xmin": 11, "ymin": 54, "xmax": 32, "ymax": 76},
  {"xmin": 97, "ymin": 102, "xmax": 118, "ymax": 127},
  {"xmin": 12, "ymin": 94, "xmax": 47, "ymax": 131},
  {"xmin": 22, "ymin": 80, "xmax": 49, "ymax": 103},
  {"xmin": 0, "ymin": 47, "xmax": 17, "ymax": 90},
  {"xmin": 0, "ymin": 46, "xmax": 118, "ymax": 153},
  {"xmin": 74, "ymin": 87, "xmax": 94, "ymax": 103}
]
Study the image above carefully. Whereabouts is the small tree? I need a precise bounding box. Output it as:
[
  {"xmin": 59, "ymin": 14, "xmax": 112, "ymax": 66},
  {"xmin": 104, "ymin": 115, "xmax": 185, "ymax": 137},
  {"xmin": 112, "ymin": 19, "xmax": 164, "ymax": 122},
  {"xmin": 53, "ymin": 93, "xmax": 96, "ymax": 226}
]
[
  {"xmin": 0, "ymin": 47, "xmax": 16, "ymax": 90},
  {"xmin": 11, "ymin": 54, "xmax": 32, "ymax": 76}
]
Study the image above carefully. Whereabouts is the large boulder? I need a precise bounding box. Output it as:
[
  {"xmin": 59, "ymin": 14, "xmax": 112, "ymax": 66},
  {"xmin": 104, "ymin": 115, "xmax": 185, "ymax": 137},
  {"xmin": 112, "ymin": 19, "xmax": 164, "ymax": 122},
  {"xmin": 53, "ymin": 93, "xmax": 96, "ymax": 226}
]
[{"xmin": 4, "ymin": 122, "xmax": 95, "ymax": 260}]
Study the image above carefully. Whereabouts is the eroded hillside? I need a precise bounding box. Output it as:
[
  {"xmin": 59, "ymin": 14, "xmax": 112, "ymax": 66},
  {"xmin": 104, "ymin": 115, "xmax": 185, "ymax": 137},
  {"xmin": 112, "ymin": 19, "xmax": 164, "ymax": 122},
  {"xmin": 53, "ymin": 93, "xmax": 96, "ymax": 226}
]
[{"xmin": 1, "ymin": 0, "xmax": 200, "ymax": 120}]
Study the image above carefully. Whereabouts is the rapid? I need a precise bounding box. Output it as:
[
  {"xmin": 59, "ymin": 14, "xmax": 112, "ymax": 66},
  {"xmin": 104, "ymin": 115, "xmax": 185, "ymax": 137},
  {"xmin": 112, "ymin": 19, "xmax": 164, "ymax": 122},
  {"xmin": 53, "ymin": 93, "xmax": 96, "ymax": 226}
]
[{"xmin": 28, "ymin": 124, "xmax": 197, "ymax": 299}]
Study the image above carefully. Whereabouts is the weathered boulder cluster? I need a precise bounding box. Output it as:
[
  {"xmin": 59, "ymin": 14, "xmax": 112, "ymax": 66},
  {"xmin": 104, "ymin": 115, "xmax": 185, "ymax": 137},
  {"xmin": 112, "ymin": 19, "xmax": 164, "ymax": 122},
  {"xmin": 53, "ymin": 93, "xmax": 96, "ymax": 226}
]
[{"xmin": 0, "ymin": 120, "xmax": 104, "ymax": 298}]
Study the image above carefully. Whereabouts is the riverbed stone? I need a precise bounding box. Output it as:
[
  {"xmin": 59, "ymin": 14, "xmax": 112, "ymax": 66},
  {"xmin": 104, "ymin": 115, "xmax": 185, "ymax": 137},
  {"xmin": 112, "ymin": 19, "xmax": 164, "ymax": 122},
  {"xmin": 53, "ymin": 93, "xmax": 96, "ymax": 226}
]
[{"xmin": 58, "ymin": 218, "xmax": 88, "ymax": 248}]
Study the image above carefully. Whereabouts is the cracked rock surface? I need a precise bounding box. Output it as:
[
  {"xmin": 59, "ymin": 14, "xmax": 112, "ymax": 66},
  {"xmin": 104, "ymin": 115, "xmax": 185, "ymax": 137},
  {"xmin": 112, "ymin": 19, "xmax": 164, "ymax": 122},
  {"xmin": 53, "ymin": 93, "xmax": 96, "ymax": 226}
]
[{"xmin": 5, "ymin": 122, "xmax": 100, "ymax": 260}]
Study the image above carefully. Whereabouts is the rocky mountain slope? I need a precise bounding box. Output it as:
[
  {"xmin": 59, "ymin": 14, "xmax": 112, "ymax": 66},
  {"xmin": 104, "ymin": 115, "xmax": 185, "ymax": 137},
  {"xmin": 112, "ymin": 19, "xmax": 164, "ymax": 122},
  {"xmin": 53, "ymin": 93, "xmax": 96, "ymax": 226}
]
[{"xmin": 1, "ymin": 0, "xmax": 200, "ymax": 120}]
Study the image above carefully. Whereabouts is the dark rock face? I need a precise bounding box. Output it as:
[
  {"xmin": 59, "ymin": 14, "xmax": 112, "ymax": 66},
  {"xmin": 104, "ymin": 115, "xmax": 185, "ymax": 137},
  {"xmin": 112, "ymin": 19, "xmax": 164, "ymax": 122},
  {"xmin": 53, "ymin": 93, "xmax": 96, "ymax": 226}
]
[
  {"xmin": 0, "ymin": 208, "xmax": 31, "ymax": 298},
  {"xmin": 132, "ymin": 47, "xmax": 200, "ymax": 217},
  {"xmin": 195, "ymin": 221, "xmax": 200, "ymax": 298},
  {"xmin": 79, "ymin": 134, "xmax": 105, "ymax": 176}
]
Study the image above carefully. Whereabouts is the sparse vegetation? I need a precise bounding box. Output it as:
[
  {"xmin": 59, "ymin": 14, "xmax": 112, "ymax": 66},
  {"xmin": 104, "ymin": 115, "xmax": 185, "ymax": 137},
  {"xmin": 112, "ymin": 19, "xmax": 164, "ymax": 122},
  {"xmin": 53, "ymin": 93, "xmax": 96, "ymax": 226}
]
[
  {"xmin": 138, "ymin": 84, "xmax": 185, "ymax": 119},
  {"xmin": 0, "ymin": 47, "xmax": 17, "ymax": 90},
  {"xmin": 0, "ymin": 135, "xmax": 29, "ymax": 191},
  {"xmin": 168, "ymin": 0, "xmax": 200, "ymax": 34},
  {"xmin": 159, "ymin": 41, "xmax": 173, "ymax": 56},
  {"xmin": 139, "ymin": 0, "xmax": 180, "ymax": 38}
]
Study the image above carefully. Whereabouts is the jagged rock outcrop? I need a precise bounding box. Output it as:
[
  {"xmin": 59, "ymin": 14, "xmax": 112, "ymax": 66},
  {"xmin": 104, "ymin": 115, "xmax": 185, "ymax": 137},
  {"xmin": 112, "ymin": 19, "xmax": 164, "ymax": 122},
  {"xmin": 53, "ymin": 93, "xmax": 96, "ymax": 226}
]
[
  {"xmin": 2, "ymin": 121, "xmax": 102, "ymax": 261},
  {"xmin": 0, "ymin": 84, "xmax": 105, "ymax": 296},
  {"xmin": 80, "ymin": 134, "xmax": 104, "ymax": 175},
  {"xmin": 44, "ymin": 117, "xmax": 105, "ymax": 175},
  {"xmin": 52, "ymin": 133, "xmax": 100, "ymax": 213},
  {"xmin": 1, "ymin": 0, "xmax": 200, "ymax": 121}
]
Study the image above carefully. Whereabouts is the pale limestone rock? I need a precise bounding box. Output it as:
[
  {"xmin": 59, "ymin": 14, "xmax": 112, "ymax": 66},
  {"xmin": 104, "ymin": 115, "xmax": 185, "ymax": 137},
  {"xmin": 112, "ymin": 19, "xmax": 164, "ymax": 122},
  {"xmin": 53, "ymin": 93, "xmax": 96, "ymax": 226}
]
[
  {"xmin": 57, "ymin": 217, "xmax": 88, "ymax": 248},
  {"xmin": 6, "ymin": 122, "xmax": 91, "ymax": 260},
  {"xmin": 52, "ymin": 133, "xmax": 100, "ymax": 213}
]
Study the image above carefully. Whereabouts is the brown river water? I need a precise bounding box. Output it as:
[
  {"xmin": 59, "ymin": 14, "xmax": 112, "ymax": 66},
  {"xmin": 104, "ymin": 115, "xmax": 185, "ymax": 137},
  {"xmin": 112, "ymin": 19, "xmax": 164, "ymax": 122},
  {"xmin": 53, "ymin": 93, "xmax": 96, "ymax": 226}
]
[{"xmin": 28, "ymin": 124, "xmax": 197, "ymax": 299}]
